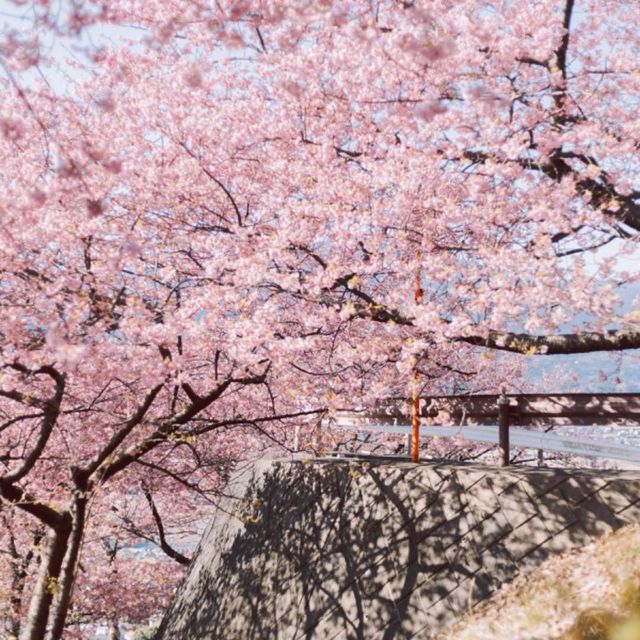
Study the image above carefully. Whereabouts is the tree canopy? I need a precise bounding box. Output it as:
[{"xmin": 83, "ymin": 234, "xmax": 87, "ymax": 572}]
[{"xmin": 0, "ymin": 0, "xmax": 639, "ymax": 636}]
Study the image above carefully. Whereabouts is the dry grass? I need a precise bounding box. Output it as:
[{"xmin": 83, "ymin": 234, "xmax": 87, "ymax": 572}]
[{"xmin": 436, "ymin": 524, "xmax": 640, "ymax": 640}]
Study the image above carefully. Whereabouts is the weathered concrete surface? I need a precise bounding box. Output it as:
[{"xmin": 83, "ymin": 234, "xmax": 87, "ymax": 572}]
[{"xmin": 156, "ymin": 459, "xmax": 640, "ymax": 640}]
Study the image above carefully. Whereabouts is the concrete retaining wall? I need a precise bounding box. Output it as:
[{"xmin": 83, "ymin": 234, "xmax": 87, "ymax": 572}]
[{"xmin": 156, "ymin": 459, "xmax": 640, "ymax": 639}]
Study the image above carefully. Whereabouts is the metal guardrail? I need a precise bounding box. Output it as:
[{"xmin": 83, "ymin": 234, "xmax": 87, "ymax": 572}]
[
  {"xmin": 327, "ymin": 392, "xmax": 640, "ymax": 466},
  {"xmin": 328, "ymin": 418, "xmax": 640, "ymax": 465}
]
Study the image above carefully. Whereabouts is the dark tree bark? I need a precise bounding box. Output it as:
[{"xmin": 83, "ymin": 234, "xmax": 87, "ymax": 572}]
[
  {"xmin": 459, "ymin": 328, "xmax": 640, "ymax": 355},
  {"xmin": 19, "ymin": 515, "xmax": 72, "ymax": 640}
]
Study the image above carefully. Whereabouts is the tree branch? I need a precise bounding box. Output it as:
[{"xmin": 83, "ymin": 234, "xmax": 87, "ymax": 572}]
[
  {"xmin": 0, "ymin": 480, "xmax": 67, "ymax": 528},
  {"xmin": 186, "ymin": 407, "xmax": 326, "ymax": 436},
  {"xmin": 458, "ymin": 328, "xmax": 640, "ymax": 354},
  {"xmin": 142, "ymin": 486, "xmax": 191, "ymax": 566},
  {"xmin": 556, "ymin": 0, "xmax": 575, "ymax": 81},
  {"xmin": 460, "ymin": 149, "xmax": 640, "ymax": 234},
  {"xmin": 2, "ymin": 365, "xmax": 65, "ymax": 484},
  {"xmin": 98, "ymin": 371, "xmax": 269, "ymax": 483},
  {"xmin": 80, "ymin": 384, "xmax": 164, "ymax": 482},
  {"xmin": 179, "ymin": 142, "xmax": 243, "ymax": 226}
]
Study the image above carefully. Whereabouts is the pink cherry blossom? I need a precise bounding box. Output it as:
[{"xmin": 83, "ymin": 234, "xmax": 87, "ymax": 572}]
[{"xmin": 2, "ymin": 0, "xmax": 640, "ymax": 637}]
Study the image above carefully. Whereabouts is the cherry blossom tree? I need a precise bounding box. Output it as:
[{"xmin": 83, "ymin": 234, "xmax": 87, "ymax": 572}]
[
  {"xmin": 1, "ymin": 0, "xmax": 639, "ymax": 637},
  {"xmin": 253, "ymin": 0, "xmax": 640, "ymax": 358}
]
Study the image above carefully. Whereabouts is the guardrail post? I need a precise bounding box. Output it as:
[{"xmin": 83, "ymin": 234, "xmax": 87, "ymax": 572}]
[
  {"xmin": 498, "ymin": 394, "xmax": 510, "ymax": 467},
  {"xmin": 411, "ymin": 375, "xmax": 421, "ymax": 462}
]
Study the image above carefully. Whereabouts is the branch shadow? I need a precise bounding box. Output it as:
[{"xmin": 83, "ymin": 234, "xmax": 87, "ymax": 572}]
[{"xmin": 156, "ymin": 460, "xmax": 640, "ymax": 640}]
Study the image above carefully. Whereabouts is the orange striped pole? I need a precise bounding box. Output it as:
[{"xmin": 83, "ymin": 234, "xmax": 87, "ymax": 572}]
[
  {"xmin": 411, "ymin": 372, "xmax": 420, "ymax": 462},
  {"xmin": 411, "ymin": 269, "xmax": 423, "ymax": 463}
]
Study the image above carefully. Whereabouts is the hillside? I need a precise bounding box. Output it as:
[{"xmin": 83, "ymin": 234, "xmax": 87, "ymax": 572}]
[{"xmin": 439, "ymin": 524, "xmax": 640, "ymax": 640}]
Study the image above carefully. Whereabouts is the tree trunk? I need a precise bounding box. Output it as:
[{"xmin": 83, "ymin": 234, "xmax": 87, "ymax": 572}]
[
  {"xmin": 47, "ymin": 498, "xmax": 87, "ymax": 640},
  {"xmin": 6, "ymin": 529, "xmax": 44, "ymax": 640},
  {"xmin": 6, "ymin": 569, "xmax": 23, "ymax": 639},
  {"xmin": 19, "ymin": 516, "xmax": 72, "ymax": 640},
  {"xmin": 108, "ymin": 618, "xmax": 120, "ymax": 640},
  {"xmin": 6, "ymin": 538, "xmax": 27, "ymax": 639}
]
